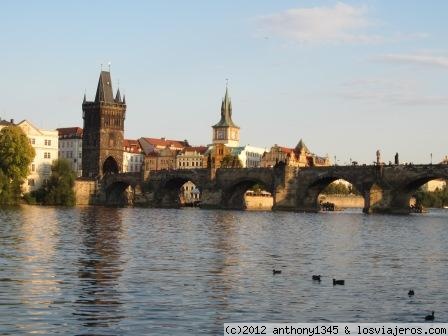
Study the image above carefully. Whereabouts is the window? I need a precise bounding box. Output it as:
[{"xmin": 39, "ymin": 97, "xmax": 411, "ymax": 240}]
[
  {"xmin": 31, "ymin": 164, "xmax": 35, "ymax": 172},
  {"xmin": 30, "ymin": 138, "xmax": 36, "ymax": 145},
  {"xmin": 45, "ymin": 139, "xmax": 51, "ymax": 146},
  {"xmin": 44, "ymin": 152, "xmax": 51, "ymax": 159}
]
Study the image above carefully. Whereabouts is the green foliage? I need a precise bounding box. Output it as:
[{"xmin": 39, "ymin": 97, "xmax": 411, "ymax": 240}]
[
  {"xmin": 0, "ymin": 170, "xmax": 22, "ymax": 205},
  {"xmin": 415, "ymin": 186, "xmax": 448, "ymax": 208},
  {"xmin": 31, "ymin": 159, "xmax": 76, "ymax": 206},
  {"xmin": 0, "ymin": 126, "xmax": 35, "ymax": 205},
  {"xmin": 220, "ymin": 154, "xmax": 243, "ymax": 168},
  {"xmin": 322, "ymin": 181, "xmax": 359, "ymax": 195},
  {"xmin": 22, "ymin": 192, "xmax": 37, "ymax": 205},
  {"xmin": 251, "ymin": 183, "xmax": 265, "ymax": 193},
  {"xmin": 0, "ymin": 126, "xmax": 35, "ymax": 180}
]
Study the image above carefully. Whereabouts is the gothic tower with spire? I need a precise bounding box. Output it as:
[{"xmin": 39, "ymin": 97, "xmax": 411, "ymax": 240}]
[
  {"xmin": 82, "ymin": 70, "xmax": 126, "ymax": 178},
  {"xmin": 212, "ymin": 86, "xmax": 240, "ymax": 147}
]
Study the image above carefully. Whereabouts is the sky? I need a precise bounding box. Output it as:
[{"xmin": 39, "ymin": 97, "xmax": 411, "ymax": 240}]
[{"xmin": 0, "ymin": 0, "xmax": 447, "ymax": 164}]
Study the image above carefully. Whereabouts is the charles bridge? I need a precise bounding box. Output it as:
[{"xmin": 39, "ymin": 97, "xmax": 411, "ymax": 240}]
[{"xmin": 86, "ymin": 163, "xmax": 448, "ymax": 214}]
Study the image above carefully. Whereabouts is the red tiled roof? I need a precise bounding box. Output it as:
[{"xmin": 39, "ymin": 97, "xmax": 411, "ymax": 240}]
[
  {"xmin": 182, "ymin": 146, "xmax": 208, "ymax": 154},
  {"xmin": 141, "ymin": 137, "xmax": 189, "ymax": 149},
  {"xmin": 57, "ymin": 127, "xmax": 83, "ymax": 138},
  {"xmin": 277, "ymin": 146, "xmax": 294, "ymax": 154},
  {"xmin": 123, "ymin": 139, "xmax": 142, "ymax": 153}
]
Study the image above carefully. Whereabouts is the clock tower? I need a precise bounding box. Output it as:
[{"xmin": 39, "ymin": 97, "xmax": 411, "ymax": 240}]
[{"xmin": 212, "ymin": 86, "xmax": 240, "ymax": 147}]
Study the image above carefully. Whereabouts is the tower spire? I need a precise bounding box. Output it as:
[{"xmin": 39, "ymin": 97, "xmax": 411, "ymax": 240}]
[
  {"xmin": 213, "ymin": 84, "xmax": 238, "ymax": 128},
  {"xmin": 94, "ymin": 70, "xmax": 114, "ymax": 103},
  {"xmin": 115, "ymin": 80, "xmax": 122, "ymax": 103}
]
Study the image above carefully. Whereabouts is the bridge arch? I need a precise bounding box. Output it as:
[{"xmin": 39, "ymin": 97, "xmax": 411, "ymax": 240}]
[
  {"xmin": 153, "ymin": 176, "xmax": 205, "ymax": 208},
  {"xmin": 222, "ymin": 177, "xmax": 274, "ymax": 210},
  {"xmin": 296, "ymin": 174, "xmax": 367, "ymax": 212},
  {"xmin": 105, "ymin": 181, "xmax": 135, "ymax": 206},
  {"xmin": 390, "ymin": 173, "xmax": 448, "ymax": 213},
  {"xmin": 101, "ymin": 172, "xmax": 142, "ymax": 206}
]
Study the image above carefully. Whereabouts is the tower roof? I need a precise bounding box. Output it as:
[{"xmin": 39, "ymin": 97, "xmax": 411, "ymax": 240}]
[
  {"xmin": 115, "ymin": 88, "xmax": 122, "ymax": 103},
  {"xmin": 295, "ymin": 139, "xmax": 310, "ymax": 153},
  {"xmin": 213, "ymin": 86, "xmax": 239, "ymax": 128},
  {"xmin": 94, "ymin": 71, "xmax": 115, "ymax": 103}
]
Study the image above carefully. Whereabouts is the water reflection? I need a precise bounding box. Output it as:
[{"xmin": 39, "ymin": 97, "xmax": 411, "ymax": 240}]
[
  {"xmin": 73, "ymin": 207, "xmax": 126, "ymax": 333},
  {"xmin": 15, "ymin": 206, "xmax": 61, "ymax": 334},
  {"xmin": 207, "ymin": 212, "xmax": 241, "ymax": 325},
  {"xmin": 0, "ymin": 207, "xmax": 447, "ymax": 335}
]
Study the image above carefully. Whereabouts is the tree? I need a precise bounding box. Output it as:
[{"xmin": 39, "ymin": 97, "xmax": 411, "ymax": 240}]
[
  {"xmin": 322, "ymin": 181, "xmax": 360, "ymax": 195},
  {"xmin": 415, "ymin": 185, "xmax": 448, "ymax": 208},
  {"xmin": 32, "ymin": 159, "xmax": 76, "ymax": 206},
  {"xmin": 220, "ymin": 154, "xmax": 243, "ymax": 168},
  {"xmin": 0, "ymin": 126, "xmax": 35, "ymax": 204}
]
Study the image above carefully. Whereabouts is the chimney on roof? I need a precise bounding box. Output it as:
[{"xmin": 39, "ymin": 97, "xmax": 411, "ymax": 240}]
[
  {"xmin": 10, "ymin": 119, "xmax": 14, "ymax": 124},
  {"xmin": 161, "ymin": 137, "xmax": 165, "ymax": 141}
]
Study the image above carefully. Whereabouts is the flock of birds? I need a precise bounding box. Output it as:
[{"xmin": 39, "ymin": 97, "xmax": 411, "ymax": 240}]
[{"xmin": 272, "ymin": 270, "xmax": 435, "ymax": 321}]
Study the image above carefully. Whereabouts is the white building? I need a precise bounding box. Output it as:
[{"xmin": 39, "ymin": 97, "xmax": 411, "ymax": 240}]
[
  {"xmin": 8, "ymin": 120, "xmax": 59, "ymax": 193},
  {"xmin": 123, "ymin": 139, "xmax": 144, "ymax": 173},
  {"xmin": 57, "ymin": 127, "xmax": 83, "ymax": 177},
  {"xmin": 231, "ymin": 145, "xmax": 266, "ymax": 168}
]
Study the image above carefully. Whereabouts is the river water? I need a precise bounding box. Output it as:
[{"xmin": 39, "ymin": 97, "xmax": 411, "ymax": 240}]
[{"xmin": 0, "ymin": 206, "xmax": 447, "ymax": 335}]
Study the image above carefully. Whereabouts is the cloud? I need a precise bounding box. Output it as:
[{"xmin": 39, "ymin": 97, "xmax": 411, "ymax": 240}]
[
  {"xmin": 375, "ymin": 53, "xmax": 448, "ymax": 69},
  {"xmin": 257, "ymin": 2, "xmax": 382, "ymax": 44},
  {"xmin": 340, "ymin": 78, "xmax": 448, "ymax": 106}
]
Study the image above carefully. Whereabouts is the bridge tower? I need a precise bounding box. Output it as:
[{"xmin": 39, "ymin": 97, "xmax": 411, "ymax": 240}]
[{"xmin": 82, "ymin": 70, "xmax": 126, "ymax": 178}]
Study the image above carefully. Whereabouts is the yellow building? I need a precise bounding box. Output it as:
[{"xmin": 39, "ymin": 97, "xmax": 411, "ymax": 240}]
[{"xmin": 176, "ymin": 146, "xmax": 208, "ymax": 169}]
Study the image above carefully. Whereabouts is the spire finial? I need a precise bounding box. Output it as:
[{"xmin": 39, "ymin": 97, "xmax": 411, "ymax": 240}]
[
  {"xmin": 108, "ymin": 61, "xmax": 111, "ymax": 72},
  {"xmin": 100, "ymin": 63, "xmax": 103, "ymax": 72}
]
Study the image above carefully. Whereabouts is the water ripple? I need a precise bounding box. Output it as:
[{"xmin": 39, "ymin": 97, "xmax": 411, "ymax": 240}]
[{"xmin": 0, "ymin": 206, "xmax": 447, "ymax": 335}]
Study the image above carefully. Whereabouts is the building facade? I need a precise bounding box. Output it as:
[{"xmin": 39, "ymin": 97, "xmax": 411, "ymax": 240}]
[
  {"xmin": 82, "ymin": 70, "xmax": 126, "ymax": 178},
  {"xmin": 123, "ymin": 139, "xmax": 144, "ymax": 173},
  {"xmin": 15, "ymin": 120, "xmax": 58, "ymax": 192},
  {"xmin": 176, "ymin": 146, "xmax": 208, "ymax": 169},
  {"xmin": 230, "ymin": 145, "xmax": 266, "ymax": 168},
  {"xmin": 422, "ymin": 179, "xmax": 446, "ymax": 192},
  {"xmin": 261, "ymin": 139, "xmax": 330, "ymax": 168},
  {"xmin": 57, "ymin": 127, "xmax": 83, "ymax": 177},
  {"xmin": 139, "ymin": 137, "xmax": 190, "ymax": 178}
]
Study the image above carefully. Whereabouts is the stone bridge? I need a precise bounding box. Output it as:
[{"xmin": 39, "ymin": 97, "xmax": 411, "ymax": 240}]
[
  {"xmin": 293, "ymin": 164, "xmax": 448, "ymax": 214},
  {"xmin": 99, "ymin": 164, "xmax": 448, "ymax": 214}
]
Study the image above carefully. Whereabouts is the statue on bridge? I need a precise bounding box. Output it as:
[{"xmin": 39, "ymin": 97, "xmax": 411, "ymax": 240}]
[
  {"xmin": 376, "ymin": 150, "xmax": 381, "ymax": 165},
  {"xmin": 394, "ymin": 152, "xmax": 399, "ymax": 165}
]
